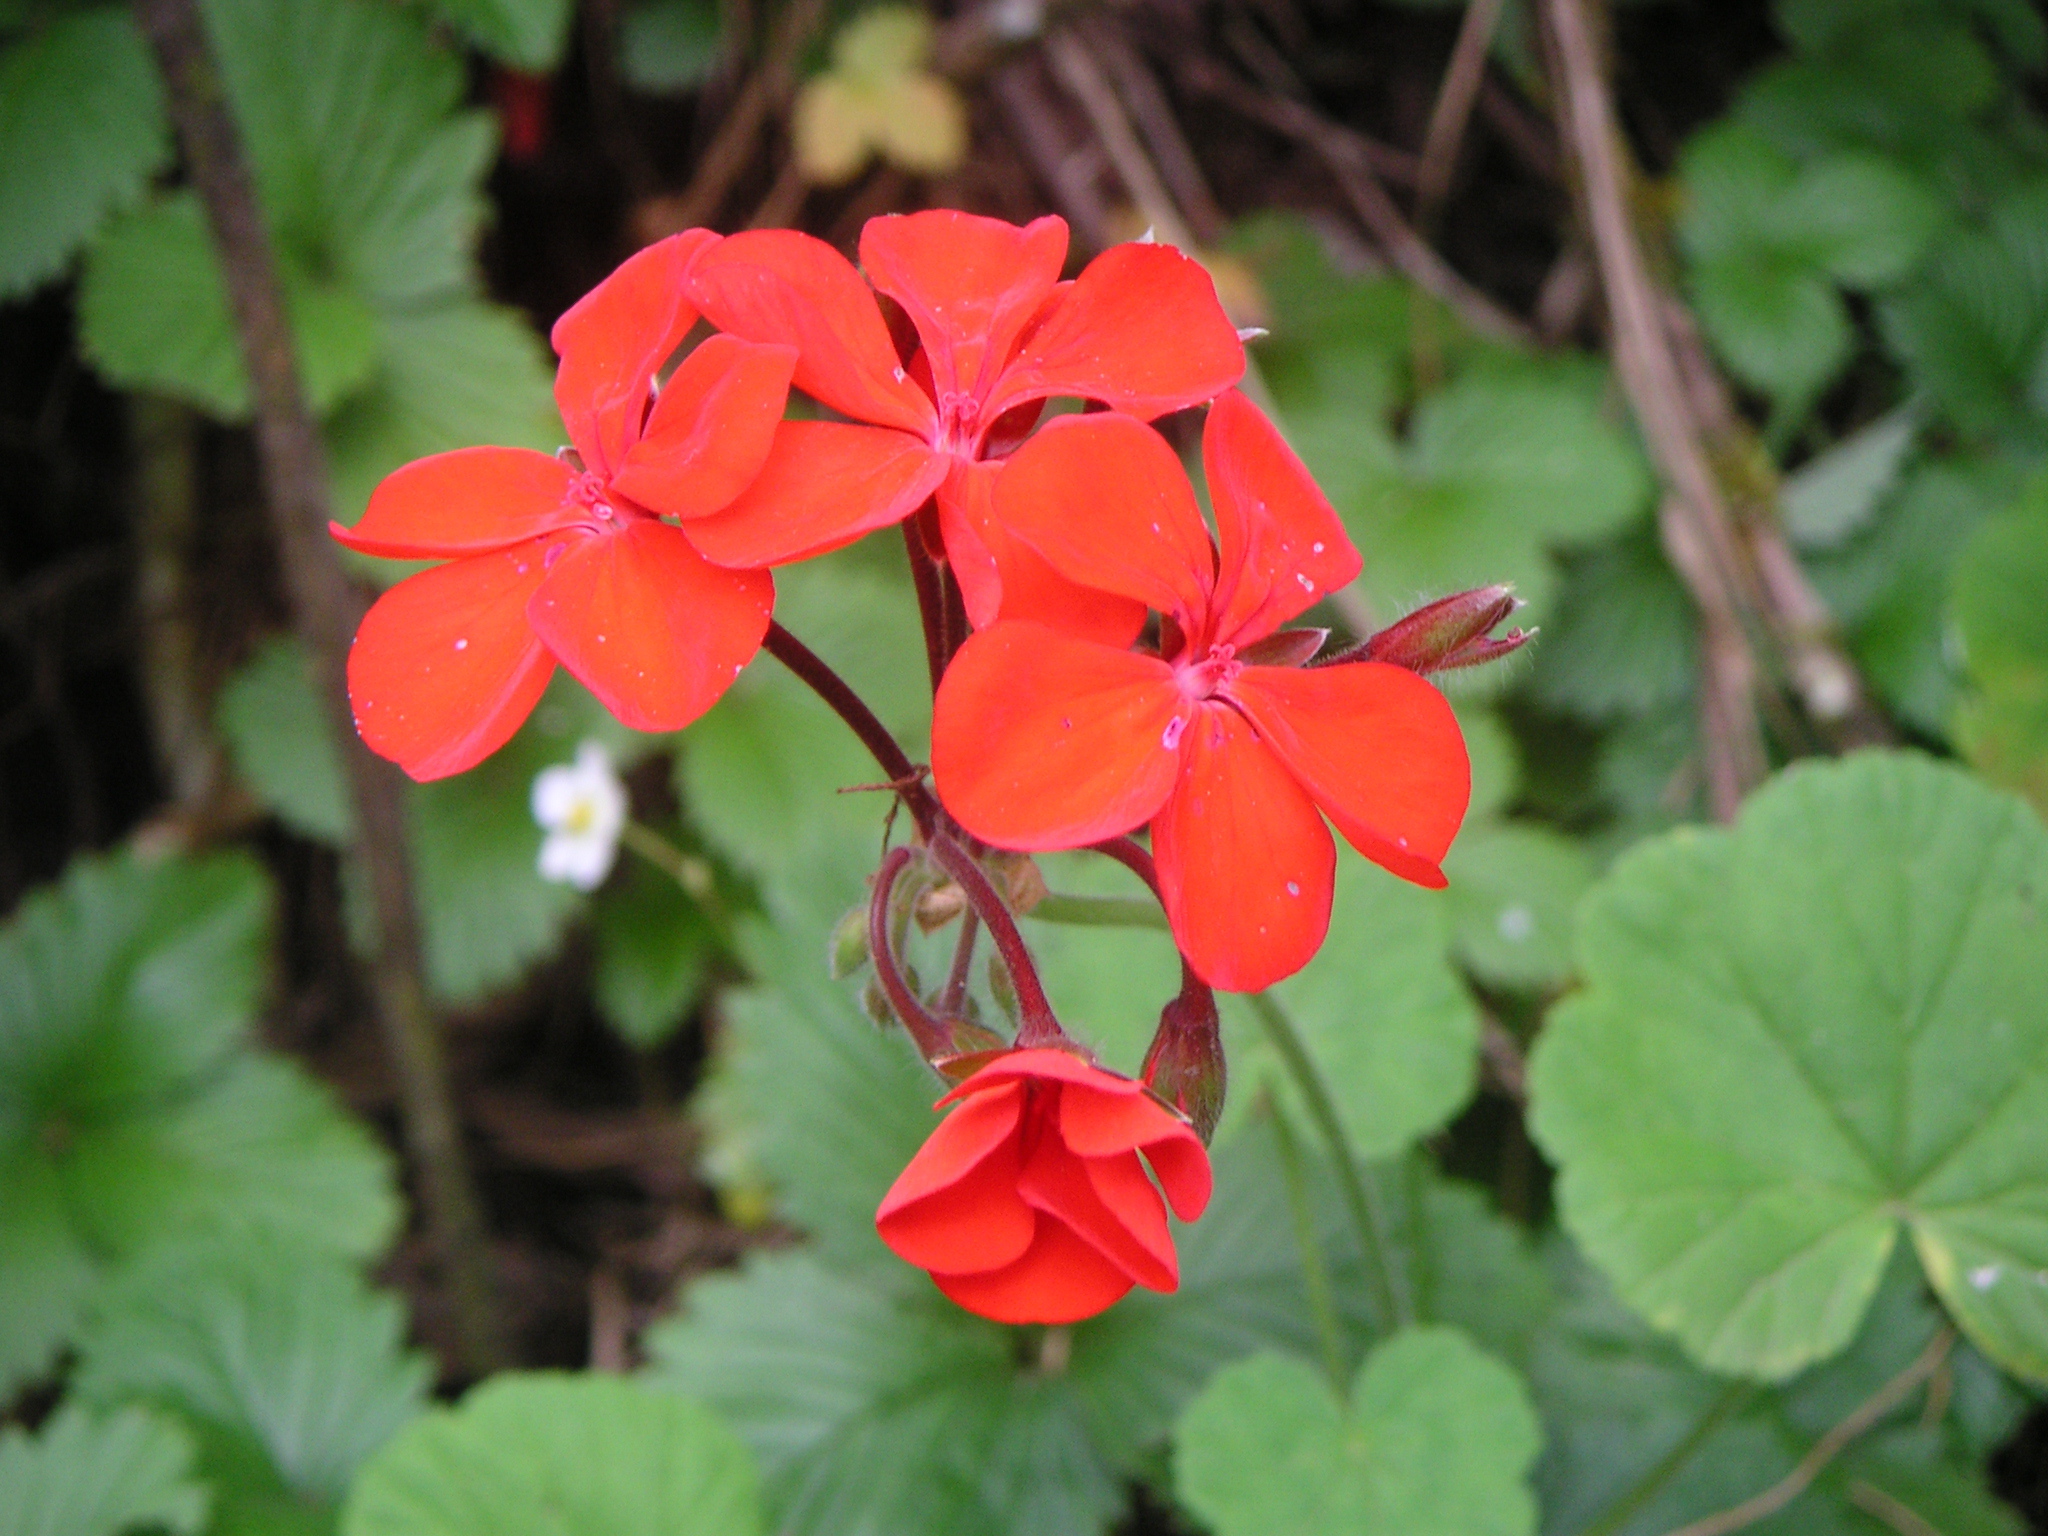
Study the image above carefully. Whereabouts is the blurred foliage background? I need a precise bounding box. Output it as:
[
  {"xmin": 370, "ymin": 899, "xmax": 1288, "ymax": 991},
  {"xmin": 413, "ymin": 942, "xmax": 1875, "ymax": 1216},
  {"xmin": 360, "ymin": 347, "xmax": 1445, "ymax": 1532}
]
[{"xmin": 4, "ymin": 0, "xmax": 2048, "ymax": 1533}]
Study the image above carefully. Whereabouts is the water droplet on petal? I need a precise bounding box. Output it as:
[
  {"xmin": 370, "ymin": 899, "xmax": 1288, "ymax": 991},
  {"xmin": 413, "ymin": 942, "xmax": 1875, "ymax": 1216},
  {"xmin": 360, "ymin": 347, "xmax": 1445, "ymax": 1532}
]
[
  {"xmin": 1285, "ymin": 880, "xmax": 1300, "ymax": 897},
  {"xmin": 1162, "ymin": 716, "xmax": 1186, "ymax": 750},
  {"xmin": 454, "ymin": 638, "xmax": 468, "ymax": 651},
  {"xmin": 1297, "ymin": 574, "xmax": 1315, "ymax": 591},
  {"xmin": 1311, "ymin": 541, "xmax": 1325, "ymax": 554}
]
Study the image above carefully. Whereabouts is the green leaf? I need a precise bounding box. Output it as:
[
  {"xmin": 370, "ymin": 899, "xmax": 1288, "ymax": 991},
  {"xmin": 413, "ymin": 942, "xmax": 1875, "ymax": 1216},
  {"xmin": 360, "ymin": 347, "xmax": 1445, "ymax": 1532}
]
[
  {"xmin": 0, "ymin": 1405, "xmax": 207, "ymax": 1536},
  {"xmin": 1782, "ymin": 405, "xmax": 1921, "ymax": 549},
  {"xmin": 1880, "ymin": 185, "xmax": 2048, "ymax": 442},
  {"xmin": 1173, "ymin": 1328, "xmax": 1541, "ymax": 1536},
  {"xmin": 1528, "ymin": 752, "xmax": 2048, "ymax": 1382},
  {"xmin": 0, "ymin": 9, "xmax": 167, "ymax": 299},
  {"xmin": 592, "ymin": 862, "xmax": 716, "ymax": 1049},
  {"xmin": 0, "ymin": 853, "xmax": 398, "ymax": 1394},
  {"xmin": 620, "ymin": 0, "xmax": 724, "ymax": 90},
  {"xmin": 651, "ymin": 1120, "xmax": 1327, "ymax": 1536},
  {"xmin": 1524, "ymin": 520, "xmax": 1697, "ymax": 722},
  {"xmin": 341, "ymin": 1373, "xmax": 761, "ymax": 1536},
  {"xmin": 74, "ymin": 1236, "xmax": 430, "ymax": 1526},
  {"xmin": 324, "ymin": 302, "xmax": 561, "ymax": 524},
  {"xmin": 1442, "ymin": 821, "xmax": 1593, "ymax": 993},
  {"xmin": 1531, "ymin": 1245, "xmax": 2024, "ymax": 1536},
  {"xmin": 425, "ymin": 0, "xmax": 574, "ymax": 68},
  {"xmin": 1952, "ymin": 476, "xmax": 2048, "ymax": 815},
  {"xmin": 218, "ymin": 635, "xmax": 356, "ymax": 842},
  {"xmin": 1339, "ymin": 370, "xmax": 1653, "ymax": 623},
  {"xmin": 1690, "ymin": 254, "xmax": 1852, "ymax": 406},
  {"xmin": 1220, "ymin": 856, "xmax": 1477, "ymax": 1159},
  {"xmin": 79, "ymin": 193, "xmax": 381, "ymax": 419}
]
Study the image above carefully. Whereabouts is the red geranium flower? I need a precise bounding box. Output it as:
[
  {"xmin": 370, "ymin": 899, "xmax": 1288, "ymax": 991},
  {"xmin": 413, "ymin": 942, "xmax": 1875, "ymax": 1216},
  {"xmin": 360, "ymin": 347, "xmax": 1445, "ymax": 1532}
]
[
  {"xmin": 930, "ymin": 391, "xmax": 1471, "ymax": 992},
  {"xmin": 332, "ymin": 232, "xmax": 797, "ymax": 780},
  {"xmin": 877, "ymin": 1048, "xmax": 1212, "ymax": 1324},
  {"xmin": 677, "ymin": 209, "xmax": 1245, "ymax": 643}
]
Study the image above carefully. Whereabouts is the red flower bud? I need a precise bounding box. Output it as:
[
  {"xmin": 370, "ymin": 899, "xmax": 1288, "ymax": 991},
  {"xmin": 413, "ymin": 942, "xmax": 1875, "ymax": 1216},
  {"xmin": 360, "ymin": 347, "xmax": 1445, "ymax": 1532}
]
[
  {"xmin": 1352, "ymin": 585, "xmax": 1530, "ymax": 674},
  {"xmin": 876, "ymin": 1049, "xmax": 1213, "ymax": 1324}
]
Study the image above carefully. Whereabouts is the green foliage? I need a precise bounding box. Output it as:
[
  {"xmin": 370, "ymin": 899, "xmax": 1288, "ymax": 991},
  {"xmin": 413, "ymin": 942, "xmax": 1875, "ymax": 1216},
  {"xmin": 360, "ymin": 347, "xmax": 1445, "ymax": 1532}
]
[
  {"xmin": 1174, "ymin": 1328, "xmax": 1542, "ymax": 1536},
  {"xmin": 0, "ymin": 1405, "xmax": 208, "ymax": 1536},
  {"xmin": 592, "ymin": 861, "xmax": 718, "ymax": 1049},
  {"xmin": 0, "ymin": 850, "xmax": 398, "ymax": 1395},
  {"xmin": 1780, "ymin": 404, "xmax": 1921, "ymax": 550},
  {"xmin": 74, "ymin": 1236, "xmax": 430, "ymax": 1536},
  {"xmin": 1530, "ymin": 752, "xmax": 2048, "ymax": 1382},
  {"xmin": 216, "ymin": 635, "xmax": 355, "ymax": 842},
  {"xmin": 424, "ymin": 0, "xmax": 574, "ymax": 68},
  {"xmin": 1531, "ymin": 1249, "xmax": 2025, "ymax": 1536},
  {"xmin": 341, "ymin": 1374, "xmax": 762, "ymax": 1536},
  {"xmin": 1244, "ymin": 216, "xmax": 1652, "ymax": 623},
  {"xmin": 76, "ymin": 0, "xmax": 557, "ymax": 517},
  {"xmin": 0, "ymin": 8, "xmax": 167, "ymax": 299},
  {"xmin": 1951, "ymin": 474, "xmax": 2048, "ymax": 812},
  {"xmin": 1679, "ymin": 121, "xmax": 1944, "ymax": 408},
  {"xmin": 620, "ymin": 0, "xmax": 725, "ymax": 91}
]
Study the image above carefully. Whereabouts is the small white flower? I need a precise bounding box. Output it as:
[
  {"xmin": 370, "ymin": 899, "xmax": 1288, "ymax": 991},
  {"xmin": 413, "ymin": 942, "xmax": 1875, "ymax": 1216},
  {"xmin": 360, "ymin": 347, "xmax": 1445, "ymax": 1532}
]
[{"xmin": 532, "ymin": 740, "xmax": 627, "ymax": 891}]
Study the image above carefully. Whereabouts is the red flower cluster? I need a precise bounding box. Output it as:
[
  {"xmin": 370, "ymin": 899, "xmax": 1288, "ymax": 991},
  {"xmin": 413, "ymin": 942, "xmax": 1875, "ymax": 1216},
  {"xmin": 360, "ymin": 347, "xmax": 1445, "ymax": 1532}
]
[
  {"xmin": 336, "ymin": 208, "xmax": 1493, "ymax": 1325},
  {"xmin": 876, "ymin": 1050, "xmax": 1211, "ymax": 1324}
]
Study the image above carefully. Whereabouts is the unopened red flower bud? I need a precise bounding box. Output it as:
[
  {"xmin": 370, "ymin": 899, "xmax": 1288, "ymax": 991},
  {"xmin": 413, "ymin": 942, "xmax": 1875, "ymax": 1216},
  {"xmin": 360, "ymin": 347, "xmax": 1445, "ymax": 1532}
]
[
  {"xmin": 1142, "ymin": 987, "xmax": 1226, "ymax": 1144},
  {"xmin": 1354, "ymin": 585, "xmax": 1530, "ymax": 674}
]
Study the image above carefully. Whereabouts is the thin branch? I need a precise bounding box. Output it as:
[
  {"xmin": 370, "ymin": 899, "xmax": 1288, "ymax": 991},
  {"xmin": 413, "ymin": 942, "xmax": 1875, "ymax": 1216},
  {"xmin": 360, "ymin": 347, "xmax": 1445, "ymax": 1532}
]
[
  {"xmin": 1658, "ymin": 1328, "xmax": 1956, "ymax": 1536},
  {"xmin": 938, "ymin": 907, "xmax": 980, "ymax": 1019},
  {"xmin": 1415, "ymin": 0, "xmax": 1506, "ymax": 227},
  {"xmin": 1573, "ymin": 1382, "xmax": 1753, "ymax": 1536},
  {"xmin": 994, "ymin": 57, "xmax": 1115, "ymax": 250},
  {"xmin": 134, "ymin": 0, "xmax": 502, "ymax": 1373},
  {"xmin": 1089, "ymin": 23, "xmax": 1227, "ymax": 244},
  {"xmin": 661, "ymin": 0, "xmax": 826, "ymax": 232},
  {"xmin": 1182, "ymin": 60, "xmax": 1534, "ymax": 347}
]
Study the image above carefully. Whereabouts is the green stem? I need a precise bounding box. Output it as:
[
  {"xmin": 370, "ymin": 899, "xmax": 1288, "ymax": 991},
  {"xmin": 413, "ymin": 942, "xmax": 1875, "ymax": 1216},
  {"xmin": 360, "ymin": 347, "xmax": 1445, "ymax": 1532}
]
[
  {"xmin": 1572, "ymin": 1382, "xmax": 1753, "ymax": 1536},
  {"xmin": 1249, "ymin": 990, "xmax": 1411, "ymax": 1333},
  {"xmin": 1268, "ymin": 1096, "xmax": 1350, "ymax": 1399},
  {"xmin": 1028, "ymin": 893, "xmax": 1170, "ymax": 929},
  {"xmin": 620, "ymin": 820, "xmax": 713, "ymax": 898}
]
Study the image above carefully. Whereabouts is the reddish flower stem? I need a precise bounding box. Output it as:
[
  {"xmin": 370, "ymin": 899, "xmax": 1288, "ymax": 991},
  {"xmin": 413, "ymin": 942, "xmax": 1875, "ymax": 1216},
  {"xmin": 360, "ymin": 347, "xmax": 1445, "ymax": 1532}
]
[
  {"xmin": 902, "ymin": 515, "xmax": 949, "ymax": 695},
  {"xmin": 939, "ymin": 907, "xmax": 981, "ymax": 1019},
  {"xmin": 762, "ymin": 622, "xmax": 940, "ymax": 838},
  {"xmin": 927, "ymin": 833, "xmax": 1065, "ymax": 1047},
  {"xmin": 870, "ymin": 845, "xmax": 951, "ymax": 1059},
  {"xmin": 939, "ymin": 563, "xmax": 971, "ymax": 669}
]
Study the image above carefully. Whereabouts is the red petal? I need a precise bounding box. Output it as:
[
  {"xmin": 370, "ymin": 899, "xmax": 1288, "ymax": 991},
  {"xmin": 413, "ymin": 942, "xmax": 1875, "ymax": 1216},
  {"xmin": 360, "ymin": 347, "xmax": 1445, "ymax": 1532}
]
[
  {"xmin": 858, "ymin": 211, "xmax": 1067, "ymax": 407},
  {"xmin": 984, "ymin": 242, "xmax": 1244, "ymax": 422},
  {"xmin": 331, "ymin": 447, "xmax": 580, "ymax": 559},
  {"xmin": 551, "ymin": 230, "xmax": 719, "ymax": 476},
  {"xmin": 526, "ymin": 520, "xmax": 771, "ymax": 731},
  {"xmin": 1153, "ymin": 704, "xmax": 1336, "ymax": 992},
  {"xmin": 934, "ymin": 1047, "xmax": 1131, "ymax": 1107},
  {"xmin": 347, "ymin": 540, "xmax": 562, "ymax": 781},
  {"xmin": 933, "ymin": 1215, "xmax": 1136, "ymax": 1324},
  {"xmin": 876, "ymin": 1083, "xmax": 1035, "ymax": 1275},
  {"xmin": 1017, "ymin": 1130, "xmax": 1175, "ymax": 1291},
  {"xmin": 1204, "ymin": 391, "xmax": 1361, "ymax": 645},
  {"xmin": 1060, "ymin": 1085, "xmax": 1213, "ymax": 1222},
  {"xmin": 932, "ymin": 623, "xmax": 1183, "ymax": 850},
  {"xmin": 992, "ymin": 413, "xmax": 1215, "ymax": 629},
  {"xmin": 1229, "ymin": 663, "xmax": 1469, "ymax": 888},
  {"xmin": 685, "ymin": 229, "xmax": 936, "ymax": 437},
  {"xmin": 938, "ymin": 461, "xmax": 1146, "ymax": 646},
  {"xmin": 680, "ymin": 420, "xmax": 945, "ymax": 569},
  {"xmin": 609, "ymin": 334, "xmax": 797, "ymax": 519}
]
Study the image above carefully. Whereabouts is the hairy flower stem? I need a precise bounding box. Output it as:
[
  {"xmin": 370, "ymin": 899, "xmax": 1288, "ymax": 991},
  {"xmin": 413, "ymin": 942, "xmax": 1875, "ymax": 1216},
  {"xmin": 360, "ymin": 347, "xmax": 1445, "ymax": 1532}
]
[
  {"xmin": 939, "ymin": 909, "xmax": 980, "ymax": 1019},
  {"xmin": 761, "ymin": 621, "xmax": 941, "ymax": 838},
  {"xmin": 1269, "ymin": 1095, "xmax": 1351, "ymax": 1399},
  {"xmin": 1248, "ymin": 991, "xmax": 1412, "ymax": 1333},
  {"xmin": 902, "ymin": 516, "xmax": 950, "ymax": 695},
  {"xmin": 870, "ymin": 846, "xmax": 952, "ymax": 1060},
  {"xmin": 927, "ymin": 833, "xmax": 1065, "ymax": 1047}
]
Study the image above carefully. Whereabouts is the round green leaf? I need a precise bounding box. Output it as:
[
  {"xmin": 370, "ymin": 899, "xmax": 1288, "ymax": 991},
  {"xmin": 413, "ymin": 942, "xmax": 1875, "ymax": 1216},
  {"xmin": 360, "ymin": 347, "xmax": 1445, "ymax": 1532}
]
[
  {"xmin": 0, "ymin": 1405, "xmax": 206, "ymax": 1536},
  {"xmin": 342, "ymin": 1374, "xmax": 761, "ymax": 1536},
  {"xmin": 1442, "ymin": 822, "xmax": 1593, "ymax": 993},
  {"xmin": 1529, "ymin": 752, "xmax": 2048, "ymax": 1382},
  {"xmin": 1174, "ymin": 1328, "xmax": 1541, "ymax": 1536}
]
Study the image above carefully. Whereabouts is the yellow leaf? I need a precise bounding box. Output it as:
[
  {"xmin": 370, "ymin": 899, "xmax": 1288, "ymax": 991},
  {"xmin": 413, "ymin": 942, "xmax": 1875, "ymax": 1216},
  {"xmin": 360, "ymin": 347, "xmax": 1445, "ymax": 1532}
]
[
  {"xmin": 793, "ymin": 76, "xmax": 880, "ymax": 185},
  {"xmin": 833, "ymin": 5, "xmax": 932, "ymax": 83},
  {"xmin": 876, "ymin": 73, "xmax": 967, "ymax": 175}
]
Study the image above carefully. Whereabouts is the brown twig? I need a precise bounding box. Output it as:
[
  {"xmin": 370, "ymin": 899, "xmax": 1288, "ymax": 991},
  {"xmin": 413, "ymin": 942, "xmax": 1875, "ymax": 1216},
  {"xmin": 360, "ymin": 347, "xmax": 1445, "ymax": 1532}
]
[
  {"xmin": 133, "ymin": 0, "xmax": 503, "ymax": 1373},
  {"xmin": 1183, "ymin": 59, "xmax": 1534, "ymax": 347},
  {"xmin": 1415, "ymin": 0, "xmax": 1506, "ymax": 228},
  {"xmin": 1087, "ymin": 22, "xmax": 1227, "ymax": 245},
  {"xmin": 660, "ymin": 0, "xmax": 827, "ymax": 233},
  {"xmin": 1656, "ymin": 1327, "xmax": 1955, "ymax": 1536},
  {"xmin": 994, "ymin": 55, "xmax": 1115, "ymax": 250}
]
